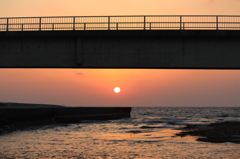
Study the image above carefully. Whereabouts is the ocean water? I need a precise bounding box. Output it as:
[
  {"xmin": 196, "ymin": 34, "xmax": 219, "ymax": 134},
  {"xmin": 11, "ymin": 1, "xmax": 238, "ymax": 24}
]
[{"xmin": 0, "ymin": 107, "xmax": 240, "ymax": 159}]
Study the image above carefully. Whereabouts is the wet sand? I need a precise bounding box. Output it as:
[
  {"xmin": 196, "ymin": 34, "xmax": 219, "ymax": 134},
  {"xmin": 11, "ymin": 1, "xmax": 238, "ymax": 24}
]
[{"xmin": 175, "ymin": 121, "xmax": 240, "ymax": 143}]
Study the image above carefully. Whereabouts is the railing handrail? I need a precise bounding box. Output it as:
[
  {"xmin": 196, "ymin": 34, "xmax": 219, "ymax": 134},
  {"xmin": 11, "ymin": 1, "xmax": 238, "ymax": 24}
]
[
  {"xmin": 1, "ymin": 15, "xmax": 240, "ymax": 19},
  {"xmin": 1, "ymin": 15, "xmax": 240, "ymax": 31}
]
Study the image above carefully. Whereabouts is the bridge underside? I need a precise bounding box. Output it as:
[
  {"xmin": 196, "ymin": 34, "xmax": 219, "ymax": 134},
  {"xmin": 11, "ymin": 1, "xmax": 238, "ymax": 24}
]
[{"xmin": 0, "ymin": 30, "xmax": 240, "ymax": 69}]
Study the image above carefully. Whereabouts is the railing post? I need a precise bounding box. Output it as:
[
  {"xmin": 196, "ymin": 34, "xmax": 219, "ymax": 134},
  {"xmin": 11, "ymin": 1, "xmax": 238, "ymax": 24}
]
[
  {"xmin": 116, "ymin": 23, "xmax": 118, "ymax": 30},
  {"xmin": 180, "ymin": 16, "xmax": 182, "ymax": 30},
  {"xmin": 22, "ymin": 24, "xmax": 24, "ymax": 31},
  {"xmin": 216, "ymin": 16, "xmax": 218, "ymax": 30},
  {"xmin": 39, "ymin": 17, "xmax": 41, "ymax": 31},
  {"xmin": 143, "ymin": 16, "xmax": 146, "ymax": 30},
  {"xmin": 108, "ymin": 16, "xmax": 110, "ymax": 30},
  {"xmin": 52, "ymin": 23, "xmax": 54, "ymax": 31},
  {"xmin": 84, "ymin": 23, "xmax": 86, "ymax": 30},
  {"xmin": 73, "ymin": 17, "xmax": 76, "ymax": 30},
  {"xmin": 6, "ymin": 18, "xmax": 9, "ymax": 31}
]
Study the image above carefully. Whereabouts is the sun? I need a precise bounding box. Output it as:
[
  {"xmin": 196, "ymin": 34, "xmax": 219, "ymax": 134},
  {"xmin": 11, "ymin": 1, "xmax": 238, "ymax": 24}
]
[{"xmin": 114, "ymin": 87, "xmax": 121, "ymax": 93}]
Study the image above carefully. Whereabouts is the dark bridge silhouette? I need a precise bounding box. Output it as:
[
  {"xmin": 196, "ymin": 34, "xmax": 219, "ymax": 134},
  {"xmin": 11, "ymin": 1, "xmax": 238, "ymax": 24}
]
[{"xmin": 0, "ymin": 15, "xmax": 240, "ymax": 68}]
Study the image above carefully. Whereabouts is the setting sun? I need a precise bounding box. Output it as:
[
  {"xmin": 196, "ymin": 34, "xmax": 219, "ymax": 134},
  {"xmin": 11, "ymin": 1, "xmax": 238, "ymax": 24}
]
[{"xmin": 114, "ymin": 87, "xmax": 121, "ymax": 93}]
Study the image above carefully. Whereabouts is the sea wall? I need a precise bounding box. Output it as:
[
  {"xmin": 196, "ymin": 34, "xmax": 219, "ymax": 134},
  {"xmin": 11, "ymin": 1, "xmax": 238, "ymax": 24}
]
[
  {"xmin": 0, "ymin": 107, "xmax": 131, "ymax": 134},
  {"xmin": 0, "ymin": 108, "xmax": 54, "ymax": 123},
  {"xmin": 54, "ymin": 107, "xmax": 132, "ymax": 122}
]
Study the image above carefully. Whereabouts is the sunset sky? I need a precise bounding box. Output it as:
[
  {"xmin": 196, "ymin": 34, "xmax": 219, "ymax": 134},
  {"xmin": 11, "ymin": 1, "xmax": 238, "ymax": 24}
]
[{"xmin": 1, "ymin": 0, "xmax": 240, "ymax": 107}]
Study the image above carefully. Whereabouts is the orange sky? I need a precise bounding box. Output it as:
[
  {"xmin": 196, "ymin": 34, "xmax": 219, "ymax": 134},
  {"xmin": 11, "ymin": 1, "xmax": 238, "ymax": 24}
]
[
  {"xmin": 0, "ymin": 0, "xmax": 240, "ymax": 107},
  {"xmin": 1, "ymin": 0, "xmax": 240, "ymax": 17},
  {"xmin": 1, "ymin": 69, "xmax": 240, "ymax": 107}
]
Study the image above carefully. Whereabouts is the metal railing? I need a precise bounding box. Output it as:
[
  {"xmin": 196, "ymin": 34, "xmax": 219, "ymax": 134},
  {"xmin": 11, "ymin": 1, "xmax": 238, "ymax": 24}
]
[{"xmin": 0, "ymin": 15, "xmax": 240, "ymax": 31}]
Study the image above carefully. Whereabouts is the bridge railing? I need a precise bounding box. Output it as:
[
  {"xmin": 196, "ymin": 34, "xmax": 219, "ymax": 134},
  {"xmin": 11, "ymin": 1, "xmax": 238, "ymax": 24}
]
[{"xmin": 0, "ymin": 15, "xmax": 240, "ymax": 31}]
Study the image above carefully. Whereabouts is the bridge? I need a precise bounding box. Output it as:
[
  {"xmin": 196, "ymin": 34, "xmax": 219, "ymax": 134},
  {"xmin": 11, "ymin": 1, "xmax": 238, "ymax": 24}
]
[{"xmin": 1, "ymin": 15, "xmax": 240, "ymax": 68}]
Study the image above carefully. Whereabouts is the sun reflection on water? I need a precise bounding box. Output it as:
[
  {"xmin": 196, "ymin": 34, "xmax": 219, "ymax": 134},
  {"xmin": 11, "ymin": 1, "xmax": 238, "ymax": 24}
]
[{"xmin": 0, "ymin": 124, "xmax": 239, "ymax": 159}]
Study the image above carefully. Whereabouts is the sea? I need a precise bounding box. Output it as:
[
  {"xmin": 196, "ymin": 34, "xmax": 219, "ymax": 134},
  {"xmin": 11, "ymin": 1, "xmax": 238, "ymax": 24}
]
[{"xmin": 0, "ymin": 107, "xmax": 240, "ymax": 159}]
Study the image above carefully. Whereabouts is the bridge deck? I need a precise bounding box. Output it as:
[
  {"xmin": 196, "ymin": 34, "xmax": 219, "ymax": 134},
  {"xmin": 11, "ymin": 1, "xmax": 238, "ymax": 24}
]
[{"xmin": 1, "ymin": 15, "xmax": 240, "ymax": 69}]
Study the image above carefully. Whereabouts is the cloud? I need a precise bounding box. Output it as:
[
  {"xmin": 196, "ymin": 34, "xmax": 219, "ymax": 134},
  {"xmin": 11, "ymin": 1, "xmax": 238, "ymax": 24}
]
[{"xmin": 75, "ymin": 72, "xmax": 84, "ymax": 76}]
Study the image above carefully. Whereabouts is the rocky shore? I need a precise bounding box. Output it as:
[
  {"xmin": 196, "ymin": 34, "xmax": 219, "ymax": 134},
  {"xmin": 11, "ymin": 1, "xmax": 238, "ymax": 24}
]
[
  {"xmin": 175, "ymin": 121, "xmax": 240, "ymax": 144},
  {"xmin": 0, "ymin": 118, "xmax": 18, "ymax": 135}
]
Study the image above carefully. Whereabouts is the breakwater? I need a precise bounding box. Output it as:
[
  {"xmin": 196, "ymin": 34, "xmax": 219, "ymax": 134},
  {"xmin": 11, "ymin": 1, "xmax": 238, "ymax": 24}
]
[{"xmin": 0, "ymin": 104, "xmax": 131, "ymax": 134}]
